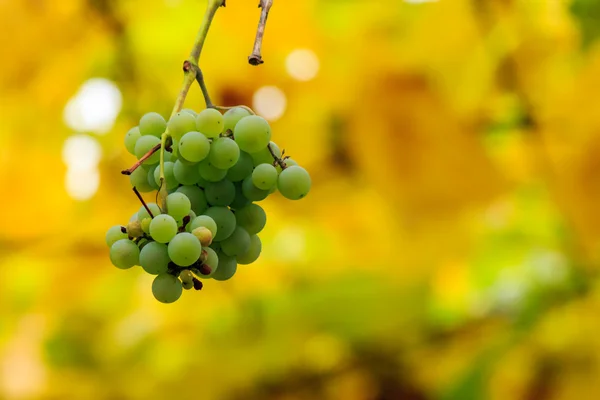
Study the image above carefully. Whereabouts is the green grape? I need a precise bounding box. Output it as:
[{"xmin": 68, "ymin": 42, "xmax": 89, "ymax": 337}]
[
  {"xmin": 251, "ymin": 141, "xmax": 280, "ymax": 166},
  {"xmin": 210, "ymin": 241, "xmax": 222, "ymax": 253},
  {"xmin": 205, "ymin": 179, "xmax": 235, "ymax": 206},
  {"xmin": 234, "ymin": 203, "xmax": 266, "ymax": 235},
  {"xmin": 139, "ymin": 241, "xmax": 170, "ymax": 275},
  {"xmin": 139, "ymin": 112, "xmax": 166, "ymax": 137},
  {"xmin": 196, "ymin": 108, "xmax": 224, "ymax": 138},
  {"xmin": 110, "ymin": 239, "xmax": 139, "ymax": 269},
  {"xmin": 242, "ymin": 176, "xmax": 269, "ymax": 201},
  {"xmin": 180, "ymin": 270, "xmax": 194, "ymax": 290},
  {"xmin": 152, "ymin": 273, "xmax": 182, "ymax": 303},
  {"xmin": 153, "ymin": 161, "xmax": 179, "ymax": 191},
  {"xmin": 141, "ymin": 218, "xmax": 152, "ymax": 233},
  {"xmin": 137, "ymin": 203, "xmax": 162, "ymax": 221},
  {"xmin": 220, "ymin": 226, "xmax": 251, "ymax": 257},
  {"xmin": 198, "ymin": 159, "xmax": 227, "ymax": 182},
  {"xmin": 237, "ymin": 235, "xmax": 262, "ymax": 265},
  {"xmin": 105, "ymin": 225, "xmax": 127, "ymax": 247},
  {"xmin": 226, "ymin": 151, "xmax": 254, "ymax": 182},
  {"xmin": 204, "ymin": 206, "xmax": 236, "ymax": 241},
  {"xmin": 168, "ymin": 232, "xmax": 201, "ymax": 267},
  {"xmin": 212, "ymin": 252, "xmax": 237, "ymax": 281},
  {"xmin": 283, "ymin": 158, "xmax": 298, "ymax": 167},
  {"xmin": 278, "ymin": 166, "xmax": 311, "ymax": 200},
  {"xmin": 124, "ymin": 127, "xmax": 141, "ymax": 155},
  {"xmin": 181, "ymin": 108, "xmax": 197, "ymax": 117},
  {"xmin": 188, "ymin": 215, "xmax": 218, "ymax": 237},
  {"xmin": 179, "ymin": 131, "xmax": 210, "ymax": 163},
  {"xmin": 223, "ymin": 107, "xmax": 252, "ymax": 132},
  {"xmin": 197, "ymin": 175, "xmax": 209, "ymax": 189},
  {"xmin": 166, "ymin": 192, "xmax": 191, "ymax": 221},
  {"xmin": 234, "ymin": 115, "xmax": 272, "ymax": 153},
  {"xmin": 209, "ymin": 137, "xmax": 240, "ymax": 169},
  {"xmin": 170, "ymin": 150, "xmax": 179, "ymax": 162},
  {"xmin": 149, "ymin": 214, "xmax": 178, "ymax": 243},
  {"xmin": 129, "ymin": 167, "xmax": 154, "ymax": 192},
  {"xmin": 252, "ymin": 163, "xmax": 278, "ymax": 190},
  {"xmin": 147, "ymin": 165, "xmax": 160, "ymax": 190},
  {"xmin": 134, "ymin": 135, "xmax": 161, "ymax": 165},
  {"xmin": 137, "ymin": 238, "xmax": 151, "ymax": 250},
  {"xmin": 176, "ymin": 185, "xmax": 208, "ymax": 215},
  {"xmin": 198, "ymin": 247, "xmax": 219, "ymax": 278},
  {"xmin": 230, "ymin": 183, "xmax": 251, "ymax": 209},
  {"xmin": 179, "ymin": 210, "xmax": 196, "ymax": 227},
  {"xmin": 173, "ymin": 160, "xmax": 200, "ymax": 185},
  {"xmin": 167, "ymin": 111, "xmax": 197, "ymax": 141}
]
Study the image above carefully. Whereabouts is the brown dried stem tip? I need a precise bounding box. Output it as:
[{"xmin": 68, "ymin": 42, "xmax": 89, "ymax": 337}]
[{"xmin": 248, "ymin": 0, "xmax": 273, "ymax": 66}]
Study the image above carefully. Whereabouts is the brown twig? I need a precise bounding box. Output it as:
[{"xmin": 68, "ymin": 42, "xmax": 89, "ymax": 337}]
[
  {"xmin": 132, "ymin": 187, "xmax": 155, "ymax": 218},
  {"xmin": 248, "ymin": 0, "xmax": 273, "ymax": 65},
  {"xmin": 268, "ymin": 143, "xmax": 287, "ymax": 169},
  {"xmin": 121, "ymin": 143, "xmax": 161, "ymax": 175}
]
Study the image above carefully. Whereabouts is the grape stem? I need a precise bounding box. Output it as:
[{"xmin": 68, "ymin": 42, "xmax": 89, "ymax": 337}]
[
  {"xmin": 248, "ymin": 0, "xmax": 273, "ymax": 65},
  {"xmin": 158, "ymin": 0, "xmax": 225, "ymax": 209},
  {"xmin": 268, "ymin": 143, "xmax": 287, "ymax": 169},
  {"xmin": 121, "ymin": 143, "xmax": 161, "ymax": 175},
  {"xmin": 132, "ymin": 187, "xmax": 155, "ymax": 218}
]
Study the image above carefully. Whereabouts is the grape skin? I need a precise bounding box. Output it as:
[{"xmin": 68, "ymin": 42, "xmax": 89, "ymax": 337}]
[{"xmin": 152, "ymin": 273, "xmax": 183, "ymax": 303}]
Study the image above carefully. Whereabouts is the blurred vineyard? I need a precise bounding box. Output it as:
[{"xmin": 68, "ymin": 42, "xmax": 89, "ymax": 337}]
[{"xmin": 3, "ymin": 0, "xmax": 600, "ymax": 399}]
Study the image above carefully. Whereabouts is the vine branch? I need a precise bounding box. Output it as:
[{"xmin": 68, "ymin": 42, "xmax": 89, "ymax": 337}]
[{"xmin": 249, "ymin": 0, "xmax": 273, "ymax": 65}]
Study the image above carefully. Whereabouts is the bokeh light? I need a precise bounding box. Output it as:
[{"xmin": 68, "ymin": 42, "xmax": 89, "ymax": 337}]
[
  {"xmin": 252, "ymin": 85, "xmax": 287, "ymax": 121},
  {"xmin": 285, "ymin": 49, "xmax": 320, "ymax": 81}
]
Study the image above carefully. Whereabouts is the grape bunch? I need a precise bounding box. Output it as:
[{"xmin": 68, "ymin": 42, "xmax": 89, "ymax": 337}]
[{"xmin": 106, "ymin": 107, "xmax": 311, "ymax": 303}]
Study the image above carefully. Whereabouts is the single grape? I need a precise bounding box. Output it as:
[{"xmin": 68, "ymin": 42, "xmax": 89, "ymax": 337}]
[
  {"xmin": 110, "ymin": 239, "xmax": 139, "ymax": 269},
  {"xmin": 153, "ymin": 161, "xmax": 179, "ymax": 191},
  {"xmin": 197, "ymin": 175, "xmax": 209, "ymax": 189},
  {"xmin": 278, "ymin": 166, "xmax": 311, "ymax": 200},
  {"xmin": 176, "ymin": 185, "xmax": 208, "ymax": 215},
  {"xmin": 242, "ymin": 176, "xmax": 269, "ymax": 201},
  {"xmin": 234, "ymin": 115, "xmax": 271, "ymax": 153},
  {"xmin": 139, "ymin": 241, "xmax": 170, "ymax": 275},
  {"xmin": 210, "ymin": 241, "xmax": 222, "ymax": 253},
  {"xmin": 147, "ymin": 165, "xmax": 160, "ymax": 190},
  {"xmin": 252, "ymin": 163, "xmax": 278, "ymax": 190},
  {"xmin": 197, "ymin": 159, "xmax": 227, "ymax": 182},
  {"xmin": 166, "ymin": 192, "xmax": 191, "ymax": 221},
  {"xmin": 105, "ymin": 225, "xmax": 127, "ymax": 247},
  {"xmin": 152, "ymin": 273, "xmax": 182, "ymax": 303},
  {"xmin": 237, "ymin": 235, "xmax": 262, "ymax": 265},
  {"xmin": 230, "ymin": 183, "xmax": 251, "ymax": 209},
  {"xmin": 209, "ymin": 137, "xmax": 240, "ymax": 169},
  {"xmin": 134, "ymin": 135, "xmax": 161, "ymax": 165},
  {"xmin": 251, "ymin": 141, "xmax": 280, "ymax": 166},
  {"xmin": 179, "ymin": 131, "xmax": 210, "ymax": 163},
  {"xmin": 129, "ymin": 167, "xmax": 154, "ymax": 192},
  {"xmin": 168, "ymin": 232, "xmax": 202, "ymax": 267},
  {"xmin": 168, "ymin": 111, "xmax": 197, "ymax": 141},
  {"xmin": 139, "ymin": 112, "xmax": 166, "ymax": 137},
  {"xmin": 234, "ymin": 203, "xmax": 266, "ymax": 235},
  {"xmin": 127, "ymin": 220, "xmax": 143, "ymax": 238},
  {"xmin": 212, "ymin": 253, "xmax": 237, "ymax": 281},
  {"xmin": 204, "ymin": 206, "xmax": 236, "ymax": 241},
  {"xmin": 124, "ymin": 127, "xmax": 141, "ymax": 155},
  {"xmin": 179, "ymin": 270, "xmax": 194, "ymax": 290},
  {"xmin": 181, "ymin": 108, "xmax": 197, "ymax": 117},
  {"xmin": 192, "ymin": 226, "xmax": 212, "ymax": 246},
  {"xmin": 283, "ymin": 158, "xmax": 298, "ymax": 167},
  {"xmin": 141, "ymin": 218, "xmax": 152, "ymax": 233},
  {"xmin": 220, "ymin": 226, "xmax": 251, "ymax": 257},
  {"xmin": 223, "ymin": 107, "xmax": 251, "ymax": 132},
  {"xmin": 198, "ymin": 247, "xmax": 219, "ymax": 278},
  {"xmin": 226, "ymin": 151, "xmax": 254, "ymax": 182},
  {"xmin": 137, "ymin": 203, "xmax": 162, "ymax": 221},
  {"xmin": 196, "ymin": 108, "xmax": 224, "ymax": 138},
  {"xmin": 205, "ymin": 179, "xmax": 235, "ymax": 206},
  {"xmin": 173, "ymin": 159, "xmax": 200, "ymax": 185},
  {"xmin": 149, "ymin": 214, "xmax": 178, "ymax": 243},
  {"xmin": 188, "ymin": 215, "xmax": 218, "ymax": 237}
]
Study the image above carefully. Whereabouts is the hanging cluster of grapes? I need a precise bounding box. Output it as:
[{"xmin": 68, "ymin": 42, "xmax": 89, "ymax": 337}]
[{"xmin": 105, "ymin": 107, "xmax": 311, "ymax": 303}]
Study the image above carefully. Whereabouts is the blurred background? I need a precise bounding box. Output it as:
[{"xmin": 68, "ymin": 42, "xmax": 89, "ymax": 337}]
[{"xmin": 3, "ymin": 0, "xmax": 600, "ymax": 398}]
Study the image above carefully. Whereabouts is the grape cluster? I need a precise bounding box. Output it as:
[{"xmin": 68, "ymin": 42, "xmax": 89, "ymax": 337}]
[{"xmin": 106, "ymin": 107, "xmax": 311, "ymax": 303}]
